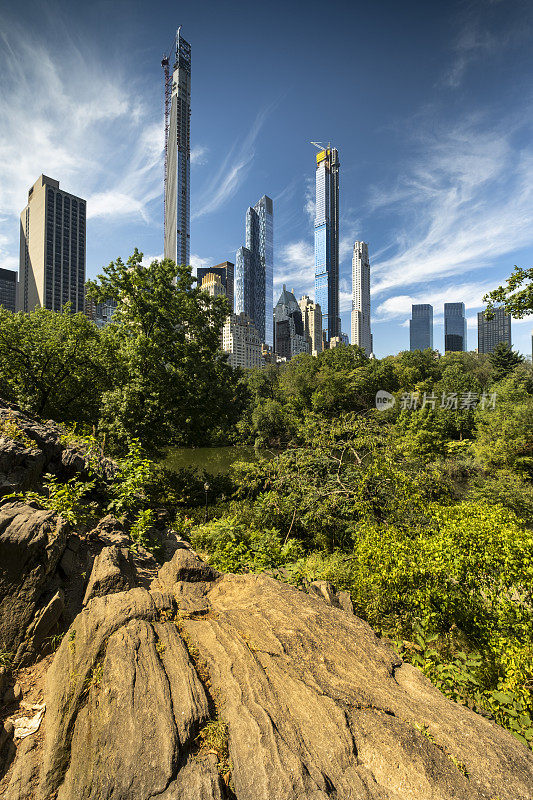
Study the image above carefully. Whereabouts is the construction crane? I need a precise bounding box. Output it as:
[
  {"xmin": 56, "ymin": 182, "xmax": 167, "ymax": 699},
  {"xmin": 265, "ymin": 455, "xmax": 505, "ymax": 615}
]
[{"xmin": 311, "ymin": 141, "xmax": 331, "ymax": 151}]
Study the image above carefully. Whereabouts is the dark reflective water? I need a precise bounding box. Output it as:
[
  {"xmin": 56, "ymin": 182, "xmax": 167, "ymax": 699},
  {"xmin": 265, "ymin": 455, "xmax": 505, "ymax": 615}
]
[{"xmin": 162, "ymin": 446, "xmax": 259, "ymax": 475}]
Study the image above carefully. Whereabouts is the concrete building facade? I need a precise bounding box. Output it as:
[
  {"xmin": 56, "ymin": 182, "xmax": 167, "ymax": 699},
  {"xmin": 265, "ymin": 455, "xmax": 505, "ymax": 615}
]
[
  {"xmin": 197, "ymin": 262, "xmax": 234, "ymax": 310},
  {"xmin": 164, "ymin": 29, "xmax": 191, "ymax": 267},
  {"xmin": 351, "ymin": 241, "xmax": 372, "ymax": 355},
  {"xmin": 477, "ymin": 307, "xmax": 511, "ymax": 354},
  {"xmin": 222, "ymin": 312, "xmax": 264, "ymax": 369},
  {"xmin": 298, "ymin": 295, "xmax": 323, "ymax": 355},
  {"xmin": 274, "ymin": 285, "xmax": 309, "ymax": 360},
  {"xmin": 19, "ymin": 175, "xmax": 86, "ymax": 313}
]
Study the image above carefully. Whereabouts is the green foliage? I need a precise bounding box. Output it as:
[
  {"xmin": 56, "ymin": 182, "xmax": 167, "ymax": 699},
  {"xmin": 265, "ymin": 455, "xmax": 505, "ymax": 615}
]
[
  {"xmin": 107, "ymin": 439, "xmax": 155, "ymax": 517},
  {"xmin": 191, "ymin": 516, "xmax": 303, "ymax": 573},
  {"xmin": 0, "ymin": 305, "xmax": 112, "ymax": 423},
  {"xmin": 129, "ymin": 508, "xmax": 160, "ymax": 556},
  {"xmin": 6, "ymin": 473, "xmax": 95, "ymax": 526},
  {"xmin": 489, "ymin": 341, "xmax": 524, "ymax": 381},
  {"xmin": 87, "ymin": 249, "xmax": 244, "ymax": 452},
  {"xmin": 0, "ymin": 415, "xmax": 36, "ymax": 449},
  {"xmin": 483, "ymin": 265, "xmax": 533, "ymax": 318}
]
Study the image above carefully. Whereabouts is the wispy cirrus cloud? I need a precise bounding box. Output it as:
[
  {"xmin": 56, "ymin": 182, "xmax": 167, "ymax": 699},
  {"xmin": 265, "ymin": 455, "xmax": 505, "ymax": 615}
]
[
  {"xmin": 190, "ymin": 145, "xmax": 209, "ymax": 166},
  {"xmin": 0, "ymin": 15, "xmax": 164, "ymax": 263},
  {"xmin": 370, "ymin": 112, "xmax": 533, "ymax": 297},
  {"xmin": 191, "ymin": 103, "xmax": 275, "ymax": 220}
]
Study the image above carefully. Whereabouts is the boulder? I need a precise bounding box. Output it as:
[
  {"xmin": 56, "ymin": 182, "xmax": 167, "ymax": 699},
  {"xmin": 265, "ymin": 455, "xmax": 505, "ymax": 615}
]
[
  {"xmin": 83, "ymin": 546, "xmax": 137, "ymax": 605},
  {"xmin": 0, "ymin": 503, "xmax": 69, "ymax": 665},
  {"xmin": 308, "ymin": 579, "xmax": 354, "ymax": 614}
]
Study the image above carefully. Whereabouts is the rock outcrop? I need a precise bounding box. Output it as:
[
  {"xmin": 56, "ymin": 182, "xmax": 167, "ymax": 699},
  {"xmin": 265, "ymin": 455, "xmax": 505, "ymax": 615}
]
[
  {"xmin": 1, "ymin": 406, "xmax": 533, "ymax": 799},
  {"xmin": 1, "ymin": 547, "xmax": 532, "ymax": 800},
  {"xmin": 0, "ymin": 402, "xmax": 117, "ymax": 497}
]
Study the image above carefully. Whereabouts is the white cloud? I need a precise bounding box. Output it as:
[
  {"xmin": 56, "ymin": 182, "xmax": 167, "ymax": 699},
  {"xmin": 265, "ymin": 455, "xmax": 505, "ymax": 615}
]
[
  {"xmin": 370, "ymin": 114, "xmax": 533, "ymax": 297},
  {"xmin": 374, "ymin": 281, "xmax": 506, "ymax": 323},
  {"xmin": 192, "ymin": 103, "xmax": 274, "ymax": 220},
  {"xmin": 190, "ymin": 145, "xmax": 208, "ymax": 166},
  {"xmin": 189, "ymin": 253, "xmax": 212, "ymax": 277},
  {"xmin": 442, "ymin": 27, "xmax": 500, "ymax": 89},
  {"xmin": 0, "ymin": 18, "xmax": 164, "ymax": 261},
  {"xmin": 275, "ymin": 240, "xmax": 314, "ymax": 293}
]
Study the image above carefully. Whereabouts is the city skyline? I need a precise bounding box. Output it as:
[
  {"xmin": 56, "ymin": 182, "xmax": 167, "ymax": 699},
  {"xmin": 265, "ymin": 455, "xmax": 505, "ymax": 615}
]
[{"xmin": 0, "ymin": 1, "xmax": 532, "ymax": 355}]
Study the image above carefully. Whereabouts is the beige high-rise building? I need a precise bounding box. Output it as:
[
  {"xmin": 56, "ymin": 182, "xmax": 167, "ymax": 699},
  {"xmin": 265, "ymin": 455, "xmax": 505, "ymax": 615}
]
[
  {"xmin": 200, "ymin": 272, "xmax": 226, "ymax": 298},
  {"xmin": 19, "ymin": 175, "xmax": 86, "ymax": 313},
  {"xmin": 298, "ymin": 295, "xmax": 323, "ymax": 356},
  {"xmin": 351, "ymin": 241, "xmax": 372, "ymax": 355},
  {"xmin": 222, "ymin": 312, "xmax": 264, "ymax": 369}
]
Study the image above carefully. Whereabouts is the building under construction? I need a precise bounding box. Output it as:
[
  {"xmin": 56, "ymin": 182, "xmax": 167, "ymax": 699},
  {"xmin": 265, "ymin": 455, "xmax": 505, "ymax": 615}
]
[{"xmin": 162, "ymin": 28, "xmax": 191, "ymax": 267}]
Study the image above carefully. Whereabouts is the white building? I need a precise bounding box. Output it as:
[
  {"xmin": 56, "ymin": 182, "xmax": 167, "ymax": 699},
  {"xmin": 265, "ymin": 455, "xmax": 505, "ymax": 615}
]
[
  {"xmin": 351, "ymin": 241, "xmax": 372, "ymax": 355},
  {"xmin": 222, "ymin": 312, "xmax": 264, "ymax": 369}
]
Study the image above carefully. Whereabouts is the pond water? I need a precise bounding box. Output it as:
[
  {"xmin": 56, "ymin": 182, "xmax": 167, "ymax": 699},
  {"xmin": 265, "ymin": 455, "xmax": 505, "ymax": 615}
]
[{"xmin": 162, "ymin": 446, "xmax": 259, "ymax": 475}]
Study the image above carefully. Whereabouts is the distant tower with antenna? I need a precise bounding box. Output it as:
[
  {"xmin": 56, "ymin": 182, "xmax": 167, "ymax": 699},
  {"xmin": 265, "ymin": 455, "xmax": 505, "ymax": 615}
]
[
  {"xmin": 162, "ymin": 27, "xmax": 191, "ymax": 266},
  {"xmin": 312, "ymin": 142, "xmax": 340, "ymax": 343}
]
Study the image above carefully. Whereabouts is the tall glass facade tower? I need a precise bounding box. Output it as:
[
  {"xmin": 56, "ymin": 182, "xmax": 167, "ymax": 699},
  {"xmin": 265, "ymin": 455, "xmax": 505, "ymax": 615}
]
[
  {"xmin": 164, "ymin": 29, "xmax": 191, "ymax": 267},
  {"xmin": 410, "ymin": 304, "xmax": 433, "ymax": 351},
  {"xmin": 314, "ymin": 146, "xmax": 340, "ymax": 342},
  {"xmin": 444, "ymin": 302, "xmax": 467, "ymax": 352},
  {"xmin": 235, "ymin": 195, "xmax": 273, "ymax": 347}
]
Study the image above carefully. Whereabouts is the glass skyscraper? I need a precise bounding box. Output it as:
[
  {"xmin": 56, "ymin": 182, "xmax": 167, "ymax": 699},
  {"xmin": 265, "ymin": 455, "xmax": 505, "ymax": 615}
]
[
  {"xmin": 409, "ymin": 304, "xmax": 433, "ymax": 351},
  {"xmin": 235, "ymin": 195, "xmax": 273, "ymax": 347},
  {"xmin": 444, "ymin": 302, "xmax": 467, "ymax": 352},
  {"xmin": 164, "ymin": 29, "xmax": 191, "ymax": 267},
  {"xmin": 314, "ymin": 146, "xmax": 340, "ymax": 342}
]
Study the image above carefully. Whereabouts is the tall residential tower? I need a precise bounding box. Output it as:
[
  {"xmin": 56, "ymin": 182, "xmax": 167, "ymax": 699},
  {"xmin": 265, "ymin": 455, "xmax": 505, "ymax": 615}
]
[
  {"xmin": 351, "ymin": 241, "xmax": 372, "ymax": 355},
  {"xmin": 163, "ymin": 29, "xmax": 191, "ymax": 267},
  {"xmin": 313, "ymin": 145, "xmax": 340, "ymax": 342},
  {"xmin": 19, "ymin": 175, "xmax": 86, "ymax": 313},
  {"xmin": 477, "ymin": 307, "xmax": 511, "ymax": 354},
  {"xmin": 235, "ymin": 196, "xmax": 273, "ymax": 346},
  {"xmin": 444, "ymin": 303, "xmax": 467, "ymax": 352},
  {"xmin": 410, "ymin": 304, "xmax": 433, "ymax": 351}
]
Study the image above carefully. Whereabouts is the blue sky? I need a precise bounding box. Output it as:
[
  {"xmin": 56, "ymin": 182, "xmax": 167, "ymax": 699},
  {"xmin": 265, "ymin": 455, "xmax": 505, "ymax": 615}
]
[{"xmin": 0, "ymin": 0, "xmax": 532, "ymax": 356}]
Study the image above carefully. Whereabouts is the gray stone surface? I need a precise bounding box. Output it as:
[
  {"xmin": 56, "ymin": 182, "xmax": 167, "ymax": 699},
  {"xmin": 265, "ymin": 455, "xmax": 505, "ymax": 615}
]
[{"xmin": 83, "ymin": 546, "xmax": 137, "ymax": 605}]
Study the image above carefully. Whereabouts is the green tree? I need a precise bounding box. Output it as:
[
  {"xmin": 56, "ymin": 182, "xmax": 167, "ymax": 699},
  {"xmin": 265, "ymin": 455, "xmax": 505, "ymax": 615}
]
[
  {"xmin": 483, "ymin": 265, "xmax": 533, "ymax": 318},
  {"xmin": 0, "ymin": 305, "xmax": 111, "ymax": 423},
  {"xmin": 87, "ymin": 249, "xmax": 242, "ymax": 452},
  {"xmin": 489, "ymin": 342, "xmax": 524, "ymax": 382}
]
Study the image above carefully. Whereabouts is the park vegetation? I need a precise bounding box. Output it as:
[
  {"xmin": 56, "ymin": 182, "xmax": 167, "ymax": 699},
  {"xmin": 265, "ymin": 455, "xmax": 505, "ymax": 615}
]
[{"xmin": 0, "ymin": 253, "xmax": 532, "ymax": 748}]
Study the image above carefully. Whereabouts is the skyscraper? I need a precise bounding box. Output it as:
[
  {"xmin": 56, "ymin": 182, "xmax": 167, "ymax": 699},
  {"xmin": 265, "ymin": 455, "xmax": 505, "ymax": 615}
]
[
  {"xmin": 19, "ymin": 175, "xmax": 86, "ymax": 313},
  {"xmin": 200, "ymin": 272, "xmax": 226, "ymax": 298},
  {"xmin": 273, "ymin": 286, "xmax": 309, "ymax": 360},
  {"xmin": 164, "ymin": 28, "xmax": 191, "ymax": 267},
  {"xmin": 444, "ymin": 303, "xmax": 467, "ymax": 352},
  {"xmin": 314, "ymin": 145, "xmax": 340, "ymax": 342},
  {"xmin": 235, "ymin": 196, "xmax": 273, "ymax": 346},
  {"xmin": 477, "ymin": 307, "xmax": 511, "ymax": 354},
  {"xmin": 298, "ymin": 296, "xmax": 323, "ymax": 355},
  {"xmin": 197, "ymin": 262, "xmax": 234, "ymax": 310},
  {"xmin": 410, "ymin": 304, "xmax": 433, "ymax": 351},
  {"xmin": 0, "ymin": 268, "xmax": 17, "ymax": 312},
  {"xmin": 351, "ymin": 241, "xmax": 372, "ymax": 355}
]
